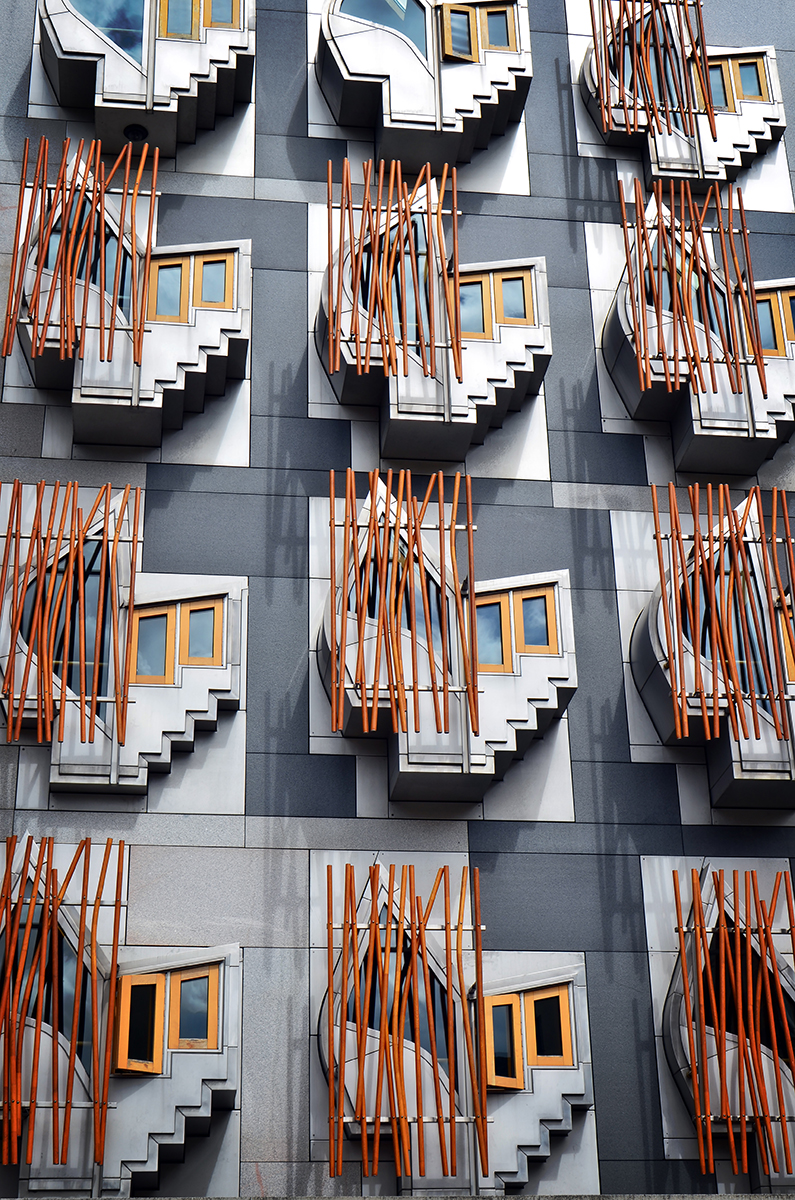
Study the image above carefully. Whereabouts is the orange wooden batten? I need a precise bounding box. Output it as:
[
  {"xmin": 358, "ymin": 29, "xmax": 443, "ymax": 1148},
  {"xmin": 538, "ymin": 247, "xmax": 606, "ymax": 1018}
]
[
  {"xmin": 672, "ymin": 867, "xmax": 795, "ymax": 1176},
  {"xmin": 329, "ymin": 468, "xmax": 480, "ymax": 738},
  {"xmin": 650, "ymin": 483, "xmax": 795, "ymax": 741},
  {"xmin": 0, "ymin": 480, "xmax": 141, "ymax": 747},
  {"xmin": 326, "ymin": 159, "xmax": 463, "ymax": 384},
  {"xmin": 1, "ymin": 137, "xmax": 159, "ymax": 367},
  {"xmin": 0, "ymin": 836, "xmax": 124, "ymax": 1168},
  {"xmin": 588, "ymin": 0, "xmax": 716, "ymax": 138},
  {"xmin": 326, "ymin": 864, "xmax": 488, "ymax": 1178}
]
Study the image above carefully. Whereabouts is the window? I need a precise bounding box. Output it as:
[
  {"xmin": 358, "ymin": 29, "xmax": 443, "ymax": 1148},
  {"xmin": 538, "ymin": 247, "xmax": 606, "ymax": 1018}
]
[
  {"xmin": 476, "ymin": 593, "xmax": 511, "ymax": 673},
  {"xmin": 130, "ymin": 605, "xmax": 176, "ymax": 684},
  {"xmin": 732, "ymin": 56, "xmax": 768, "ymax": 101},
  {"xmin": 168, "ymin": 965, "xmax": 220, "ymax": 1050},
  {"xmin": 204, "ymin": 0, "xmax": 240, "ymax": 26},
  {"xmin": 72, "ymin": 0, "xmax": 145, "ymax": 61},
  {"xmin": 494, "ymin": 268, "xmax": 534, "ymax": 325},
  {"xmin": 524, "ymin": 984, "xmax": 574, "ymax": 1067},
  {"xmin": 479, "ymin": 5, "xmax": 516, "ymax": 51},
  {"xmin": 178, "ymin": 598, "xmax": 224, "ymax": 666},
  {"xmin": 193, "ymin": 252, "xmax": 235, "ymax": 309},
  {"xmin": 441, "ymin": 5, "xmax": 478, "ymax": 61},
  {"xmin": 753, "ymin": 293, "xmax": 786, "ymax": 357},
  {"xmin": 458, "ymin": 274, "xmax": 493, "ymax": 339},
  {"xmin": 513, "ymin": 585, "xmax": 558, "ymax": 654},
  {"xmin": 160, "ymin": 0, "xmax": 200, "ymax": 38},
  {"xmin": 782, "ymin": 290, "xmax": 795, "ymax": 344},
  {"xmin": 484, "ymin": 994, "xmax": 523, "ymax": 1088},
  {"xmin": 339, "ymin": 0, "xmax": 427, "ymax": 56},
  {"xmin": 115, "ymin": 974, "xmax": 166, "ymax": 1073},
  {"xmin": 704, "ymin": 59, "xmax": 734, "ymax": 111},
  {"xmin": 148, "ymin": 257, "xmax": 190, "ymax": 322}
]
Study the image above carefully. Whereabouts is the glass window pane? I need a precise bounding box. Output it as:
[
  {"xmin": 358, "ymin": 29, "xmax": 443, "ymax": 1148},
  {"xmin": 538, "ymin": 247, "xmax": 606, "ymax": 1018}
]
[
  {"xmin": 757, "ymin": 298, "xmax": 777, "ymax": 351},
  {"xmin": 486, "ymin": 8, "xmax": 509, "ymax": 46},
  {"xmin": 128, "ymin": 983, "xmax": 157, "ymax": 1062},
  {"xmin": 739, "ymin": 61, "xmax": 762, "ymax": 97},
  {"xmin": 156, "ymin": 265, "xmax": 183, "ymax": 317},
  {"xmin": 179, "ymin": 976, "xmax": 209, "ymax": 1040},
  {"xmin": 501, "ymin": 277, "xmax": 526, "ymax": 320},
  {"xmin": 491, "ymin": 1004, "xmax": 515, "ymax": 1078},
  {"xmin": 201, "ymin": 260, "xmax": 227, "ymax": 304},
  {"xmin": 790, "ymin": 296, "xmax": 795, "ymax": 340},
  {"xmin": 72, "ymin": 0, "xmax": 145, "ymax": 62},
  {"xmin": 709, "ymin": 63, "xmax": 727, "ymax": 108},
  {"xmin": 166, "ymin": 0, "xmax": 194, "ymax": 35},
  {"xmin": 137, "ymin": 614, "xmax": 168, "ymax": 677},
  {"xmin": 459, "ymin": 281, "xmax": 485, "ymax": 334},
  {"xmin": 534, "ymin": 995, "xmax": 564, "ymax": 1057},
  {"xmin": 477, "ymin": 602, "xmax": 504, "ymax": 665},
  {"xmin": 339, "ymin": 0, "xmax": 426, "ymax": 56},
  {"xmin": 449, "ymin": 9, "xmax": 471, "ymax": 56},
  {"xmin": 188, "ymin": 607, "xmax": 215, "ymax": 658},
  {"xmin": 211, "ymin": 0, "xmax": 234, "ymax": 19},
  {"xmin": 522, "ymin": 595, "xmax": 549, "ymax": 647}
]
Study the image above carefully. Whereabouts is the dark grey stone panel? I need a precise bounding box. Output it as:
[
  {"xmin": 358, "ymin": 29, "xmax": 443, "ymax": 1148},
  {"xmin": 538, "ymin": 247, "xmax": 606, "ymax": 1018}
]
[
  {"xmin": 246, "ymin": 576, "xmax": 310, "ymax": 755},
  {"xmin": 683, "ymin": 825, "xmax": 795, "ymax": 858},
  {"xmin": 250, "ymin": 415, "xmax": 350, "ymax": 471},
  {"xmin": 471, "ymin": 504, "xmax": 616, "ymax": 591},
  {"xmin": 520, "ymin": 0, "xmax": 570, "ymax": 35},
  {"xmin": 145, "ymin": 463, "xmax": 330, "ymax": 496},
  {"xmin": 0, "ymin": 747, "xmax": 18, "ymax": 810},
  {"xmin": 544, "ymin": 287, "xmax": 602, "ymax": 433},
  {"xmin": 746, "ymin": 230, "xmax": 795, "ymax": 284},
  {"xmin": 529, "ymin": 152, "xmax": 620, "ymax": 205},
  {"xmin": 154, "ymin": 196, "xmax": 306, "ymax": 272},
  {"xmin": 468, "ymin": 479, "xmax": 553, "ymax": 506},
  {"xmin": 521, "ymin": 33, "xmax": 578, "ymax": 156},
  {"xmin": 572, "ymin": 761, "xmax": 682, "ymax": 825},
  {"xmin": 472, "ymin": 852, "xmax": 646, "ymax": 951},
  {"xmin": 467, "ymin": 819, "xmax": 683, "ymax": 855},
  {"xmin": 598, "ymin": 1159, "xmax": 713, "ymax": 1193},
  {"xmin": 256, "ymin": 12, "xmax": 308, "ymax": 138},
  {"xmin": 0, "ymin": 1, "xmax": 36, "ymax": 121},
  {"xmin": 246, "ymin": 752, "xmax": 355, "ymax": 816},
  {"xmin": 457, "ymin": 213, "xmax": 589, "ymax": 290},
  {"xmin": 1, "ymin": 459, "xmax": 146, "ymax": 487},
  {"xmin": 691, "ymin": 1, "xmax": 795, "ymax": 52},
  {"xmin": 0, "ymin": 405, "xmax": 44, "ymax": 458},
  {"xmin": 141, "ymin": 489, "xmax": 307, "ymax": 578},
  {"xmin": 566, "ymin": 588, "xmax": 631, "ymax": 764},
  {"xmin": 251, "ymin": 270, "xmax": 308, "ymax": 417},
  {"xmin": 549, "ymin": 428, "xmax": 647, "ymax": 484},
  {"xmin": 456, "ymin": 191, "xmax": 624, "ymax": 227},
  {"xmin": 255, "ymin": 135, "xmax": 347, "ymax": 183}
]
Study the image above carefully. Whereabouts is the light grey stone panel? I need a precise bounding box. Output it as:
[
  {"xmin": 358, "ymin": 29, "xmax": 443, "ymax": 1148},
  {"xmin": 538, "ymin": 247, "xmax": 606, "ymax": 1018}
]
[
  {"xmin": 245, "ymin": 815, "xmax": 468, "ymax": 852},
  {"xmin": 239, "ymin": 1160, "xmax": 360, "ymax": 1196},
  {"xmin": 240, "ymin": 949, "xmax": 309, "ymax": 1163},
  {"xmin": 126, "ymin": 846, "xmax": 307, "ymax": 947},
  {"xmin": 14, "ymin": 812, "xmax": 245, "ymax": 847}
]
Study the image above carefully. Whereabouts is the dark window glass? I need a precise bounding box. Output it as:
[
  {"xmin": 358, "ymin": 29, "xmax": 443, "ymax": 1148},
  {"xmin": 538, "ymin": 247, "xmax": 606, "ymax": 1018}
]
[
  {"xmin": 201, "ymin": 260, "xmax": 227, "ymax": 303},
  {"xmin": 156, "ymin": 264, "xmax": 183, "ymax": 317},
  {"xmin": 486, "ymin": 8, "xmax": 509, "ymax": 46},
  {"xmin": 72, "ymin": 0, "xmax": 145, "ymax": 61},
  {"xmin": 179, "ymin": 975, "xmax": 210, "ymax": 1040},
  {"xmin": 339, "ymin": 0, "xmax": 427, "ymax": 56},
  {"xmin": 188, "ymin": 607, "xmax": 215, "ymax": 658},
  {"xmin": 522, "ymin": 595, "xmax": 548, "ymax": 647},
  {"xmin": 491, "ymin": 1004, "xmax": 515, "ymax": 1077},
  {"xmin": 739, "ymin": 60, "xmax": 762, "ymax": 97},
  {"xmin": 137, "ymin": 614, "xmax": 168, "ymax": 677},
  {"xmin": 477, "ymin": 602, "xmax": 504, "ymax": 665},
  {"xmin": 128, "ymin": 983, "xmax": 157, "ymax": 1062},
  {"xmin": 501, "ymin": 277, "xmax": 525, "ymax": 320},
  {"xmin": 459, "ymin": 280, "xmax": 485, "ymax": 334},
  {"xmin": 757, "ymin": 298, "xmax": 778, "ymax": 351},
  {"xmin": 534, "ymin": 995, "xmax": 563, "ymax": 1057},
  {"xmin": 211, "ymin": 0, "xmax": 234, "ymax": 19},
  {"xmin": 709, "ymin": 63, "xmax": 728, "ymax": 108},
  {"xmin": 167, "ymin": 0, "xmax": 195, "ymax": 35},
  {"xmin": 790, "ymin": 296, "xmax": 795, "ymax": 340},
  {"xmin": 449, "ymin": 9, "xmax": 471, "ymax": 56}
]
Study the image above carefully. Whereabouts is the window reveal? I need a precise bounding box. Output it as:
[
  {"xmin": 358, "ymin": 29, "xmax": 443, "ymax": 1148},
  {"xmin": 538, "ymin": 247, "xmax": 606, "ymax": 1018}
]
[{"xmin": 132, "ymin": 597, "xmax": 225, "ymax": 682}]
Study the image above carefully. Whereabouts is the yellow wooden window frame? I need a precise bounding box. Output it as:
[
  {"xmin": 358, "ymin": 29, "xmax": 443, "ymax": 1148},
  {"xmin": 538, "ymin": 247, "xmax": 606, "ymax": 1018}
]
[
  {"xmin": 699, "ymin": 59, "xmax": 735, "ymax": 112},
  {"xmin": 179, "ymin": 597, "xmax": 225, "ymax": 666},
  {"xmin": 115, "ymin": 973, "xmax": 166, "ymax": 1074},
  {"xmin": 192, "ymin": 252, "xmax": 236, "ymax": 310},
  {"xmin": 484, "ymin": 994, "xmax": 524, "ymax": 1089},
  {"xmin": 159, "ymin": 0, "xmax": 200, "ymax": 38},
  {"xmin": 203, "ymin": 0, "xmax": 240, "ymax": 27},
  {"xmin": 458, "ymin": 273, "xmax": 493, "ymax": 340},
  {"xmin": 753, "ymin": 292, "xmax": 786, "ymax": 357},
  {"xmin": 478, "ymin": 5, "xmax": 516, "ymax": 51},
  {"xmin": 130, "ymin": 605, "xmax": 177, "ymax": 685},
  {"xmin": 513, "ymin": 585, "xmax": 558, "ymax": 655},
  {"xmin": 781, "ymin": 290, "xmax": 795, "ymax": 343},
  {"xmin": 441, "ymin": 5, "xmax": 479, "ymax": 61},
  {"xmin": 731, "ymin": 55, "xmax": 769, "ymax": 101},
  {"xmin": 168, "ymin": 964, "xmax": 220, "ymax": 1050},
  {"xmin": 476, "ymin": 593, "xmax": 512, "ymax": 673},
  {"xmin": 494, "ymin": 268, "xmax": 535, "ymax": 326},
  {"xmin": 781, "ymin": 611, "xmax": 795, "ymax": 681},
  {"xmin": 524, "ymin": 984, "xmax": 574, "ymax": 1067},
  {"xmin": 148, "ymin": 257, "xmax": 190, "ymax": 323}
]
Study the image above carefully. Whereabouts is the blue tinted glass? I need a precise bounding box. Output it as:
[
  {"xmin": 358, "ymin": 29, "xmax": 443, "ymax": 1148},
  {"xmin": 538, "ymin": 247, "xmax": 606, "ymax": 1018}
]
[
  {"xmin": 522, "ymin": 595, "xmax": 548, "ymax": 647},
  {"xmin": 188, "ymin": 607, "xmax": 215, "ymax": 658},
  {"xmin": 137, "ymin": 614, "xmax": 168, "ymax": 677},
  {"xmin": 179, "ymin": 976, "xmax": 209, "ymax": 1040},
  {"xmin": 339, "ymin": 0, "xmax": 426, "ymax": 56},
  {"xmin": 477, "ymin": 602, "xmax": 504, "ymax": 665},
  {"xmin": 501, "ymin": 277, "xmax": 525, "ymax": 320},
  {"xmin": 709, "ymin": 64, "xmax": 727, "ymax": 108},
  {"xmin": 459, "ymin": 281, "xmax": 484, "ymax": 334},
  {"xmin": 212, "ymin": 0, "xmax": 234, "ymax": 19},
  {"xmin": 757, "ymin": 298, "xmax": 777, "ymax": 351},
  {"xmin": 71, "ymin": 0, "xmax": 144, "ymax": 62},
  {"xmin": 486, "ymin": 9, "xmax": 509, "ymax": 46},
  {"xmin": 156, "ymin": 264, "xmax": 183, "ymax": 317},
  {"xmin": 449, "ymin": 9, "xmax": 471, "ymax": 55},
  {"xmin": 167, "ymin": 0, "xmax": 194, "ymax": 35},
  {"xmin": 739, "ymin": 61, "xmax": 762, "ymax": 97},
  {"xmin": 201, "ymin": 260, "xmax": 227, "ymax": 304}
]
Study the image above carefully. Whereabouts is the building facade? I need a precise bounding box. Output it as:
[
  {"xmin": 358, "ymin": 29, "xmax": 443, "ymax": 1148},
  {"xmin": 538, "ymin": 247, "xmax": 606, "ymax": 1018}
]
[{"xmin": 1, "ymin": 0, "xmax": 795, "ymax": 1192}]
